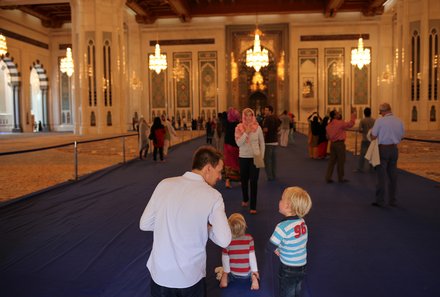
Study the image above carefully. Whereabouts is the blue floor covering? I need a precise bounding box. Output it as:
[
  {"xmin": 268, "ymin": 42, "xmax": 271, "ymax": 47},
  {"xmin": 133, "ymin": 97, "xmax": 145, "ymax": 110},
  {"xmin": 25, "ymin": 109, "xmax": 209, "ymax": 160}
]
[{"xmin": 1, "ymin": 133, "xmax": 439, "ymax": 297}]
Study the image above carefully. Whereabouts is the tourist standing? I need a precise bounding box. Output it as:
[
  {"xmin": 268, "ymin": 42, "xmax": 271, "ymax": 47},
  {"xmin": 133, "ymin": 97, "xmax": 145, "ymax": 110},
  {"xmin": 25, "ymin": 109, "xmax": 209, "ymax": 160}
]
[
  {"xmin": 355, "ymin": 108, "xmax": 375, "ymax": 172},
  {"xmin": 235, "ymin": 108, "xmax": 265, "ymax": 214},
  {"xmin": 138, "ymin": 117, "xmax": 150, "ymax": 160},
  {"xmin": 370, "ymin": 103, "xmax": 404, "ymax": 207},
  {"xmin": 279, "ymin": 110, "xmax": 291, "ymax": 147},
  {"xmin": 223, "ymin": 108, "xmax": 241, "ymax": 188},
  {"xmin": 262, "ymin": 105, "xmax": 280, "ymax": 181},
  {"xmin": 325, "ymin": 109, "xmax": 356, "ymax": 183}
]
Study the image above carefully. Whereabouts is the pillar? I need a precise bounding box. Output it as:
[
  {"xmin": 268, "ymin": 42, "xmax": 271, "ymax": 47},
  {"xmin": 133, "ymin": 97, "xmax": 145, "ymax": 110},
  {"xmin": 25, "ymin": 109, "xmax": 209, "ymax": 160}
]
[{"xmin": 70, "ymin": 0, "xmax": 127, "ymax": 135}]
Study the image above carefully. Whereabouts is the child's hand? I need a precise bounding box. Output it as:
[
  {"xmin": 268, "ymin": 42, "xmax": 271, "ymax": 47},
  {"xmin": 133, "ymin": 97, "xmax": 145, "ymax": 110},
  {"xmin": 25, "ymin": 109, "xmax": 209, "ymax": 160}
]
[
  {"xmin": 274, "ymin": 249, "xmax": 280, "ymax": 256},
  {"xmin": 251, "ymin": 272, "xmax": 260, "ymax": 290}
]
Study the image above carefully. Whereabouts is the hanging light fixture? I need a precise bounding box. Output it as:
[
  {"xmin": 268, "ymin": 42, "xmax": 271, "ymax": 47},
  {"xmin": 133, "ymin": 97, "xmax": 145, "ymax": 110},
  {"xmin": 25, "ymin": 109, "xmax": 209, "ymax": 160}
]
[
  {"xmin": 60, "ymin": 47, "xmax": 74, "ymax": 77},
  {"xmin": 0, "ymin": 33, "xmax": 8, "ymax": 56},
  {"xmin": 351, "ymin": 37, "xmax": 370, "ymax": 69},
  {"xmin": 172, "ymin": 58, "xmax": 185, "ymax": 81},
  {"xmin": 246, "ymin": 15, "xmax": 269, "ymax": 72},
  {"xmin": 149, "ymin": 43, "xmax": 167, "ymax": 74}
]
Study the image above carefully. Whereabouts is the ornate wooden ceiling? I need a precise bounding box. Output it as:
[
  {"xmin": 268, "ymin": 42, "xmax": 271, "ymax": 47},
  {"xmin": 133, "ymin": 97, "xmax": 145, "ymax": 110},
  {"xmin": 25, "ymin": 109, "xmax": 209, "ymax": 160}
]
[{"xmin": 0, "ymin": 0, "xmax": 387, "ymax": 28}]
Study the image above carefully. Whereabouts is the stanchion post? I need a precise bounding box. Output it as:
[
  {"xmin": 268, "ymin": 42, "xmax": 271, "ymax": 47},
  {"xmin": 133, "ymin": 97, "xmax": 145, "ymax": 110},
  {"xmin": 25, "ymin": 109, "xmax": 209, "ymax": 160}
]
[
  {"xmin": 354, "ymin": 130, "xmax": 358, "ymax": 156},
  {"xmin": 74, "ymin": 141, "xmax": 78, "ymax": 181},
  {"xmin": 122, "ymin": 136, "xmax": 126, "ymax": 163}
]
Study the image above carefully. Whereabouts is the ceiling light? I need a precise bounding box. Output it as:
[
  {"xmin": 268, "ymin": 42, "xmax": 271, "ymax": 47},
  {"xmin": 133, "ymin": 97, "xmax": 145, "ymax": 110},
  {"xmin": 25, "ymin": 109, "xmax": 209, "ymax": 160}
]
[
  {"xmin": 246, "ymin": 20, "xmax": 269, "ymax": 72},
  {"xmin": 149, "ymin": 43, "xmax": 167, "ymax": 74},
  {"xmin": 351, "ymin": 37, "xmax": 370, "ymax": 69},
  {"xmin": 60, "ymin": 47, "xmax": 74, "ymax": 77}
]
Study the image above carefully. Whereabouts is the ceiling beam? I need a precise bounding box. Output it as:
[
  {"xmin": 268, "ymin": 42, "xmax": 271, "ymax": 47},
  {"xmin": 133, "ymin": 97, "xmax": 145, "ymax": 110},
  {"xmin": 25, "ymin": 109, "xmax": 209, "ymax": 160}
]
[
  {"xmin": 325, "ymin": 0, "xmax": 345, "ymax": 17},
  {"xmin": 16, "ymin": 6, "xmax": 61, "ymax": 28},
  {"xmin": 0, "ymin": 0, "xmax": 67, "ymax": 6},
  {"xmin": 126, "ymin": 0, "xmax": 157, "ymax": 24},
  {"xmin": 362, "ymin": 0, "xmax": 386, "ymax": 16},
  {"xmin": 167, "ymin": 0, "xmax": 191, "ymax": 23}
]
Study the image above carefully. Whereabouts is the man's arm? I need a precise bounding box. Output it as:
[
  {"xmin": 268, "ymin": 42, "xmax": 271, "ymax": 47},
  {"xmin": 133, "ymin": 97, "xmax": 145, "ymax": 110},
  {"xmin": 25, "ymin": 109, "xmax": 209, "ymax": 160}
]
[
  {"xmin": 208, "ymin": 198, "xmax": 232, "ymax": 248},
  {"xmin": 370, "ymin": 121, "xmax": 379, "ymax": 140},
  {"xmin": 139, "ymin": 185, "xmax": 162, "ymax": 231},
  {"xmin": 343, "ymin": 111, "xmax": 357, "ymax": 129}
]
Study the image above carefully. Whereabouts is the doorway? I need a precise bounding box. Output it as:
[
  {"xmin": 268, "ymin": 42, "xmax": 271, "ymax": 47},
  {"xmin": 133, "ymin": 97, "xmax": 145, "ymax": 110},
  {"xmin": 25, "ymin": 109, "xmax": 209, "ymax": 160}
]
[
  {"xmin": 248, "ymin": 91, "xmax": 268, "ymax": 116},
  {"xmin": 30, "ymin": 67, "xmax": 43, "ymax": 132}
]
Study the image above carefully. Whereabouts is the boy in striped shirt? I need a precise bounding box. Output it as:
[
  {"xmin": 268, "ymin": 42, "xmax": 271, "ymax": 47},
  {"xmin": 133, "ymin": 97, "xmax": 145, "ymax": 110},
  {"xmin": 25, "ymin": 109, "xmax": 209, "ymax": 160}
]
[
  {"xmin": 269, "ymin": 187, "xmax": 312, "ymax": 297},
  {"xmin": 220, "ymin": 213, "xmax": 259, "ymax": 290}
]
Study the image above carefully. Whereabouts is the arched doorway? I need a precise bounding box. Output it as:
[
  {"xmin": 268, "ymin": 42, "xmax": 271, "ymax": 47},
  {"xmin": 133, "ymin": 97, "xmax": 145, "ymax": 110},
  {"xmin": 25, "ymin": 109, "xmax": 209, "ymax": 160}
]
[
  {"xmin": 248, "ymin": 91, "xmax": 268, "ymax": 116},
  {"xmin": 30, "ymin": 62, "xmax": 49, "ymax": 132},
  {"xmin": 0, "ymin": 55, "xmax": 21, "ymax": 132},
  {"xmin": 0, "ymin": 60, "xmax": 13, "ymax": 132},
  {"xmin": 30, "ymin": 68, "xmax": 43, "ymax": 131}
]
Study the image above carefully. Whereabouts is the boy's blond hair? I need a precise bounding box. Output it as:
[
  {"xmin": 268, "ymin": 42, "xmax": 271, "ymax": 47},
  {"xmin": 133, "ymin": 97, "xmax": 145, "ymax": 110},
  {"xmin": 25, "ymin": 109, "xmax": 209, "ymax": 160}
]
[
  {"xmin": 283, "ymin": 187, "xmax": 312, "ymax": 218},
  {"xmin": 228, "ymin": 213, "xmax": 247, "ymax": 238}
]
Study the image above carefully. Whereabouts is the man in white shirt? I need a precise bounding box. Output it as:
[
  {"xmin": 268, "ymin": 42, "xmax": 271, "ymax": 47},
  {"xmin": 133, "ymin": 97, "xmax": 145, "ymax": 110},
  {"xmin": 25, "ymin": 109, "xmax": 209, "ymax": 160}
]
[
  {"xmin": 140, "ymin": 146, "xmax": 232, "ymax": 297},
  {"xmin": 370, "ymin": 103, "xmax": 405, "ymax": 207}
]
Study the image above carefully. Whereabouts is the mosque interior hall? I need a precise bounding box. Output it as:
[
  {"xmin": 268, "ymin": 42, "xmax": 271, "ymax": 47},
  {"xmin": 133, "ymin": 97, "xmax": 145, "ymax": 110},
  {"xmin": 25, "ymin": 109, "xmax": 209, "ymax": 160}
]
[
  {"xmin": 0, "ymin": 0, "xmax": 439, "ymax": 136},
  {"xmin": 1, "ymin": 2, "xmax": 440, "ymax": 297}
]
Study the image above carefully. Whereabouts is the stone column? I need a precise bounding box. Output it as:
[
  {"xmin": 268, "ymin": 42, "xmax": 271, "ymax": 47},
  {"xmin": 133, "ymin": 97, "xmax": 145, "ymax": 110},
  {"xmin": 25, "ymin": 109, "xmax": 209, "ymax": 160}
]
[
  {"xmin": 41, "ymin": 87, "xmax": 50, "ymax": 131},
  {"xmin": 11, "ymin": 84, "xmax": 22, "ymax": 132},
  {"xmin": 70, "ymin": 0, "xmax": 127, "ymax": 135},
  {"xmin": 419, "ymin": 0, "xmax": 429, "ymax": 129}
]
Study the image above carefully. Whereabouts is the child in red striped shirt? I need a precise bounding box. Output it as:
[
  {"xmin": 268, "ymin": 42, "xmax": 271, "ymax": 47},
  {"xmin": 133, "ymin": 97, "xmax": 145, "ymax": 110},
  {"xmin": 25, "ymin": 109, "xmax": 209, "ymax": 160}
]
[{"xmin": 219, "ymin": 213, "xmax": 259, "ymax": 290}]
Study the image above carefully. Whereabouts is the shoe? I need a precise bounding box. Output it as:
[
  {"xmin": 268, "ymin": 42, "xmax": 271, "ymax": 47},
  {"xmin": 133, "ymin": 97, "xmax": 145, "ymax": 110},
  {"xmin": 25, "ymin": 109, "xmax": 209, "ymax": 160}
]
[
  {"xmin": 339, "ymin": 179, "xmax": 349, "ymax": 183},
  {"xmin": 371, "ymin": 202, "xmax": 384, "ymax": 207},
  {"xmin": 326, "ymin": 179, "xmax": 334, "ymax": 183},
  {"xmin": 241, "ymin": 201, "xmax": 248, "ymax": 207},
  {"xmin": 249, "ymin": 210, "xmax": 257, "ymax": 215}
]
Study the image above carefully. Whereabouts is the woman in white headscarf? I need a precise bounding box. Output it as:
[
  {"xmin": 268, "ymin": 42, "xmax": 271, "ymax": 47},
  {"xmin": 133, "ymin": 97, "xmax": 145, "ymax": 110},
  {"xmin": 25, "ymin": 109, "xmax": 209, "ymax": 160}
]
[{"xmin": 235, "ymin": 108, "xmax": 265, "ymax": 214}]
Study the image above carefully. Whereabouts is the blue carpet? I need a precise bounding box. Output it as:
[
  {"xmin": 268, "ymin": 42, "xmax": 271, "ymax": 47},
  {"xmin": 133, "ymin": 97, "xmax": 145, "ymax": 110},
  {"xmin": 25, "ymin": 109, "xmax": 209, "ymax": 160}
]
[{"xmin": 1, "ymin": 134, "xmax": 439, "ymax": 297}]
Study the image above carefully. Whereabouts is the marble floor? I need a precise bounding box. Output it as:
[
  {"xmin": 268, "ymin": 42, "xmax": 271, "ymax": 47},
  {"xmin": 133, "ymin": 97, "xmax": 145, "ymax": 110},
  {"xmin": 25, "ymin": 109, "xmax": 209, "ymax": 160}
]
[{"xmin": 0, "ymin": 129, "xmax": 438, "ymax": 202}]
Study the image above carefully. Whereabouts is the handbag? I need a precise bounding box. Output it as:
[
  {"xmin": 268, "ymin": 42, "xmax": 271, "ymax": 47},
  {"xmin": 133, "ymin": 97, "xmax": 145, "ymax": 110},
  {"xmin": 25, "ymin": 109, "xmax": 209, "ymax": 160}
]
[{"xmin": 253, "ymin": 153, "xmax": 265, "ymax": 168}]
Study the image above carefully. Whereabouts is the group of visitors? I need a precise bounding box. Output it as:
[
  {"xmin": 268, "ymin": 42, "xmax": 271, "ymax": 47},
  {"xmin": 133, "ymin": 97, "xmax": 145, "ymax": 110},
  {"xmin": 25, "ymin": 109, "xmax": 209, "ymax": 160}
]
[
  {"xmin": 315, "ymin": 103, "xmax": 404, "ymax": 210},
  {"xmin": 138, "ymin": 102, "xmax": 404, "ymax": 297},
  {"xmin": 140, "ymin": 145, "xmax": 313, "ymax": 297},
  {"xmin": 138, "ymin": 114, "xmax": 177, "ymax": 162},
  {"xmin": 202, "ymin": 106, "xmax": 293, "ymax": 214}
]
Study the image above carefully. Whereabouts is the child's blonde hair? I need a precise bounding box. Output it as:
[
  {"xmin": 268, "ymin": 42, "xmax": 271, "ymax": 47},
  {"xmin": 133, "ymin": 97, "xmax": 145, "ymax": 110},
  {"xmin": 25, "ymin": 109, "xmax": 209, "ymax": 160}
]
[
  {"xmin": 282, "ymin": 186, "xmax": 312, "ymax": 218},
  {"xmin": 228, "ymin": 213, "xmax": 247, "ymax": 238}
]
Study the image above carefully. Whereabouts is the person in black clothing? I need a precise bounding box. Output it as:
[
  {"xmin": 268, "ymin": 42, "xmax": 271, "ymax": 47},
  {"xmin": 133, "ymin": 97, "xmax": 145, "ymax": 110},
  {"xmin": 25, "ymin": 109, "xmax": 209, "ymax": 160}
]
[
  {"xmin": 149, "ymin": 117, "xmax": 166, "ymax": 161},
  {"xmin": 206, "ymin": 118, "xmax": 215, "ymax": 144},
  {"xmin": 223, "ymin": 108, "xmax": 241, "ymax": 188},
  {"xmin": 307, "ymin": 112, "xmax": 322, "ymax": 159},
  {"xmin": 262, "ymin": 105, "xmax": 281, "ymax": 181},
  {"xmin": 317, "ymin": 116, "xmax": 329, "ymax": 159}
]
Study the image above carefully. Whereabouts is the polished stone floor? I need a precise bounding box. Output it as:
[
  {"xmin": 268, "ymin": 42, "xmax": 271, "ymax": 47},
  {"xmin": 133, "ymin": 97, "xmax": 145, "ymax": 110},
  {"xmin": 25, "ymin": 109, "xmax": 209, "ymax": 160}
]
[{"xmin": 0, "ymin": 129, "xmax": 438, "ymax": 202}]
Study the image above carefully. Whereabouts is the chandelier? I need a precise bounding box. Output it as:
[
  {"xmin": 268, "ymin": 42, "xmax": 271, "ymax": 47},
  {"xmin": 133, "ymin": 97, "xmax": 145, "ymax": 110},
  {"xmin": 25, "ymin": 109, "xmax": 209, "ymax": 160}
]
[
  {"xmin": 172, "ymin": 58, "xmax": 185, "ymax": 81},
  {"xmin": 351, "ymin": 37, "xmax": 370, "ymax": 69},
  {"xmin": 149, "ymin": 43, "xmax": 167, "ymax": 74},
  {"xmin": 332, "ymin": 58, "xmax": 344, "ymax": 78},
  {"xmin": 246, "ymin": 28, "xmax": 269, "ymax": 72},
  {"xmin": 60, "ymin": 47, "xmax": 74, "ymax": 77},
  {"xmin": 250, "ymin": 71, "xmax": 266, "ymax": 92},
  {"xmin": 0, "ymin": 33, "xmax": 8, "ymax": 56}
]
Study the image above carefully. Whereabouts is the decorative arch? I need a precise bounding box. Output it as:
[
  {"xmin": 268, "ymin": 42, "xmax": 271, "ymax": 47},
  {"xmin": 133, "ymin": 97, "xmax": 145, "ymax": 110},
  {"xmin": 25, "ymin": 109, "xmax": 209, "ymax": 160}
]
[
  {"xmin": 248, "ymin": 91, "xmax": 268, "ymax": 114},
  {"xmin": 30, "ymin": 61, "xmax": 49, "ymax": 131},
  {"xmin": 0, "ymin": 54, "xmax": 22, "ymax": 132}
]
